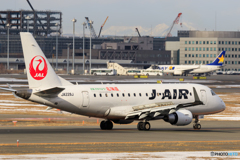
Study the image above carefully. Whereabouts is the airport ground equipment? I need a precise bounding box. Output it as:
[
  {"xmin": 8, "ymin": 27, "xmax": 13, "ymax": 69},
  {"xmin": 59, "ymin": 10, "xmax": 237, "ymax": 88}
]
[{"xmin": 107, "ymin": 62, "xmax": 128, "ymax": 75}]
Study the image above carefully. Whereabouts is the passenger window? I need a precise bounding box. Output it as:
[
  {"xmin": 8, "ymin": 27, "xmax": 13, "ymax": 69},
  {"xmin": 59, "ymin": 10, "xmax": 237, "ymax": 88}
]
[
  {"xmin": 128, "ymin": 93, "xmax": 130, "ymax": 97},
  {"xmin": 94, "ymin": 94, "xmax": 96, "ymax": 97},
  {"xmin": 134, "ymin": 93, "xmax": 136, "ymax": 97},
  {"xmin": 157, "ymin": 93, "xmax": 159, "ymax": 96},
  {"xmin": 100, "ymin": 94, "xmax": 102, "ymax": 97},
  {"xmin": 105, "ymin": 94, "xmax": 108, "ymax": 97},
  {"xmin": 111, "ymin": 93, "xmax": 113, "ymax": 97},
  {"xmin": 146, "ymin": 93, "xmax": 148, "ymax": 97},
  {"xmin": 122, "ymin": 93, "xmax": 125, "ymax": 97},
  {"xmin": 159, "ymin": 93, "xmax": 161, "ymax": 95},
  {"xmin": 117, "ymin": 93, "xmax": 119, "ymax": 97},
  {"xmin": 139, "ymin": 93, "xmax": 141, "ymax": 97}
]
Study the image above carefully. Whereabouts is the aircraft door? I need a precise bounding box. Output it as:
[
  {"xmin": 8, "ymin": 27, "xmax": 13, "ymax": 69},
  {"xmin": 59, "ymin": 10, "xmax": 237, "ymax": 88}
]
[
  {"xmin": 200, "ymin": 90, "xmax": 207, "ymax": 105},
  {"xmin": 82, "ymin": 91, "xmax": 89, "ymax": 107}
]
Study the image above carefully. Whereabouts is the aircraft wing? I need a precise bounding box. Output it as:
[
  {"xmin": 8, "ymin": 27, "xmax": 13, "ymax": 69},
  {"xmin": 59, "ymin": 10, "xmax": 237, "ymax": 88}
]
[{"xmin": 125, "ymin": 87, "xmax": 203, "ymax": 120}]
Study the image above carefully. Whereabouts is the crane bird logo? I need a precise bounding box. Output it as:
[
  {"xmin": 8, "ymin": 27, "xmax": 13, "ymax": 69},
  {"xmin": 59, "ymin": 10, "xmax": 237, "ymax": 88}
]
[{"xmin": 29, "ymin": 55, "xmax": 48, "ymax": 80}]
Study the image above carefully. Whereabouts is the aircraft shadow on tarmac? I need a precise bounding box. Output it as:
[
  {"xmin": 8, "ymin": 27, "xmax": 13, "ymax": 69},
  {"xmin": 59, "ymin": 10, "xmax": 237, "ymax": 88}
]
[{"xmin": 0, "ymin": 127, "xmax": 239, "ymax": 134}]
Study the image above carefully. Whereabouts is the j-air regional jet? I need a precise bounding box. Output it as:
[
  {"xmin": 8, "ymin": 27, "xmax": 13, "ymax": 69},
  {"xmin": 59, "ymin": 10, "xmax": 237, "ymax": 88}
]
[
  {"xmin": 156, "ymin": 51, "xmax": 225, "ymax": 76},
  {"xmin": 0, "ymin": 33, "xmax": 226, "ymax": 131}
]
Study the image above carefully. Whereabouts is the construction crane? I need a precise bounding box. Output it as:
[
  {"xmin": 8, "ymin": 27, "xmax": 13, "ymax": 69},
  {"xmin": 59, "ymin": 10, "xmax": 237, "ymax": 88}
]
[
  {"xmin": 98, "ymin": 16, "xmax": 109, "ymax": 38},
  {"xmin": 165, "ymin": 13, "xmax": 182, "ymax": 39},
  {"xmin": 135, "ymin": 28, "xmax": 141, "ymax": 37},
  {"xmin": 85, "ymin": 17, "xmax": 97, "ymax": 38}
]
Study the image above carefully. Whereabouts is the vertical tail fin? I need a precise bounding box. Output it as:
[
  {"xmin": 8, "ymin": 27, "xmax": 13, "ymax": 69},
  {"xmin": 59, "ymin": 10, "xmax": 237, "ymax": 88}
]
[
  {"xmin": 207, "ymin": 51, "xmax": 225, "ymax": 66},
  {"xmin": 20, "ymin": 32, "xmax": 68, "ymax": 89}
]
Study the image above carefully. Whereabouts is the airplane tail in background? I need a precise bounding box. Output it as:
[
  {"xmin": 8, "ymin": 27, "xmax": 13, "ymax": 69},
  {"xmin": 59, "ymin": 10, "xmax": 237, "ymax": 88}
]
[
  {"xmin": 207, "ymin": 51, "xmax": 225, "ymax": 66},
  {"xmin": 20, "ymin": 32, "xmax": 72, "ymax": 89}
]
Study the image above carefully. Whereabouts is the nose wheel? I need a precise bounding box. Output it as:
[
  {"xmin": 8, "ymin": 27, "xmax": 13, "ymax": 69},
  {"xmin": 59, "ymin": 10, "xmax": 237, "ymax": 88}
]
[
  {"xmin": 193, "ymin": 115, "xmax": 201, "ymax": 130},
  {"xmin": 193, "ymin": 123, "xmax": 201, "ymax": 129},
  {"xmin": 100, "ymin": 120, "xmax": 113, "ymax": 130},
  {"xmin": 137, "ymin": 122, "xmax": 151, "ymax": 131}
]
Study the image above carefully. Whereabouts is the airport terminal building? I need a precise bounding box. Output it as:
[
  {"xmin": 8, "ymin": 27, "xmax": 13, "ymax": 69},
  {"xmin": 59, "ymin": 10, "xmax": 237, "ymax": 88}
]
[
  {"xmin": 179, "ymin": 31, "xmax": 240, "ymax": 71},
  {"xmin": 165, "ymin": 31, "xmax": 240, "ymax": 71}
]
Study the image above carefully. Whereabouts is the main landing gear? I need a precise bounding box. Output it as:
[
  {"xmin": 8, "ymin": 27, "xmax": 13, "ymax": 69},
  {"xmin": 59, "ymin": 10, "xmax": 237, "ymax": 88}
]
[
  {"xmin": 137, "ymin": 122, "xmax": 151, "ymax": 131},
  {"xmin": 100, "ymin": 120, "xmax": 113, "ymax": 130},
  {"xmin": 193, "ymin": 115, "xmax": 201, "ymax": 130}
]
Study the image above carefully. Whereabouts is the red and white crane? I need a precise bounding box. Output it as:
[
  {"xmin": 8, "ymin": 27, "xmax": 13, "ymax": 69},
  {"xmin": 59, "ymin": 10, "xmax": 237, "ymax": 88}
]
[{"xmin": 165, "ymin": 13, "xmax": 182, "ymax": 39}]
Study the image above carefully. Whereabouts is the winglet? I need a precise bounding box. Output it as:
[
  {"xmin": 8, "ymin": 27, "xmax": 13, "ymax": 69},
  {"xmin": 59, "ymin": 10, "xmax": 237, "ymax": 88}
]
[{"xmin": 193, "ymin": 87, "xmax": 200, "ymax": 102}]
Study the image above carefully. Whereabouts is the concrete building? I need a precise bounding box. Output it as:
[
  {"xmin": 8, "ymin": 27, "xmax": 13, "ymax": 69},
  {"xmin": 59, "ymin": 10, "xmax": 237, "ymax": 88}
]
[
  {"xmin": 165, "ymin": 41, "xmax": 180, "ymax": 64},
  {"xmin": 179, "ymin": 30, "xmax": 240, "ymax": 71},
  {"xmin": 94, "ymin": 36, "xmax": 171, "ymax": 65}
]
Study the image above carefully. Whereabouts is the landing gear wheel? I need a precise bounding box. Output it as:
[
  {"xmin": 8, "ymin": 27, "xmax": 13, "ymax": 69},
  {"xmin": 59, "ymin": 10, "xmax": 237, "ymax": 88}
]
[
  {"xmin": 197, "ymin": 124, "xmax": 201, "ymax": 129},
  {"xmin": 100, "ymin": 120, "xmax": 113, "ymax": 130},
  {"xmin": 193, "ymin": 115, "xmax": 201, "ymax": 130},
  {"xmin": 137, "ymin": 122, "xmax": 151, "ymax": 131},
  {"xmin": 100, "ymin": 121, "xmax": 106, "ymax": 130},
  {"xmin": 137, "ymin": 122, "xmax": 144, "ymax": 130},
  {"xmin": 193, "ymin": 123, "xmax": 201, "ymax": 130},
  {"xmin": 143, "ymin": 122, "xmax": 151, "ymax": 130}
]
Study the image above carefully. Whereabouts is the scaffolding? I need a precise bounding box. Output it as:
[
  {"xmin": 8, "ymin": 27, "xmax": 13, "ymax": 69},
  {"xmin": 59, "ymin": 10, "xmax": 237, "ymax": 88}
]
[{"xmin": 0, "ymin": 10, "xmax": 62, "ymax": 36}]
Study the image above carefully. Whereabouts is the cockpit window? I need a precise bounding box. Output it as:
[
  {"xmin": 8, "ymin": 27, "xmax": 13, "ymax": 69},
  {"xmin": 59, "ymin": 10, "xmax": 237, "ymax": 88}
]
[{"xmin": 211, "ymin": 90, "xmax": 216, "ymax": 96}]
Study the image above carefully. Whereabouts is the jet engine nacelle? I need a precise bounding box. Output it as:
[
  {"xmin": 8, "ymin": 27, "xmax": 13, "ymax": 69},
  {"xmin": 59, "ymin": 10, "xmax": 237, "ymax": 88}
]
[
  {"xmin": 165, "ymin": 109, "xmax": 193, "ymax": 126},
  {"xmin": 173, "ymin": 70, "xmax": 183, "ymax": 76}
]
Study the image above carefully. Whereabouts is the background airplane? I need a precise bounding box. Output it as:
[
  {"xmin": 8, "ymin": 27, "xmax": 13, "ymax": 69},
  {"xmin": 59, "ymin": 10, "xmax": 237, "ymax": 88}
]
[
  {"xmin": 157, "ymin": 51, "xmax": 225, "ymax": 76},
  {"xmin": 0, "ymin": 33, "xmax": 226, "ymax": 131}
]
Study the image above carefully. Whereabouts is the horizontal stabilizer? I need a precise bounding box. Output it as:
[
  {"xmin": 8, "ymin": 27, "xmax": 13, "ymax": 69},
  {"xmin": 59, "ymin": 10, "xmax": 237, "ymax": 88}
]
[
  {"xmin": 34, "ymin": 87, "xmax": 65, "ymax": 97},
  {"xmin": 0, "ymin": 87, "xmax": 16, "ymax": 92}
]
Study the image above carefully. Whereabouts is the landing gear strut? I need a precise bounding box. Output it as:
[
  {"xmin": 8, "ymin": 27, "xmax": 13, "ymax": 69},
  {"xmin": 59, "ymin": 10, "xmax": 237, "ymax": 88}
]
[
  {"xmin": 100, "ymin": 120, "xmax": 113, "ymax": 130},
  {"xmin": 193, "ymin": 115, "xmax": 201, "ymax": 130},
  {"xmin": 137, "ymin": 122, "xmax": 151, "ymax": 131}
]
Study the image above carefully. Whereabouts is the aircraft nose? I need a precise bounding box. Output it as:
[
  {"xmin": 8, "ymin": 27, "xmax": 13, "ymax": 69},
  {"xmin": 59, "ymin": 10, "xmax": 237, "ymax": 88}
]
[
  {"xmin": 221, "ymin": 100, "xmax": 226, "ymax": 110},
  {"xmin": 218, "ymin": 97, "xmax": 226, "ymax": 111}
]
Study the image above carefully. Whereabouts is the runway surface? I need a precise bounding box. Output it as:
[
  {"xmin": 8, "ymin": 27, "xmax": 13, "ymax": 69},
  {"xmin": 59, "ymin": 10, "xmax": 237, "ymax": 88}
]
[{"xmin": 0, "ymin": 120, "xmax": 240, "ymax": 154}]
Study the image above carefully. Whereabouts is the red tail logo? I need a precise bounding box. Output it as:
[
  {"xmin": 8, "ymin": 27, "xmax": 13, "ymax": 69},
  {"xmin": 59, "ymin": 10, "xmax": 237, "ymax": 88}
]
[{"xmin": 29, "ymin": 55, "xmax": 48, "ymax": 80}]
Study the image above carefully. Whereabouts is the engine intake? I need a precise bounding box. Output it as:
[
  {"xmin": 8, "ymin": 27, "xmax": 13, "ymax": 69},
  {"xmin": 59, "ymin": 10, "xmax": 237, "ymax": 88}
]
[{"xmin": 165, "ymin": 109, "xmax": 193, "ymax": 126}]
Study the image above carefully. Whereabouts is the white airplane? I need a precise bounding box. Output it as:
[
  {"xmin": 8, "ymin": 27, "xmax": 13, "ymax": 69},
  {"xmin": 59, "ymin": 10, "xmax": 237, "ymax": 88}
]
[
  {"xmin": 0, "ymin": 33, "xmax": 226, "ymax": 131},
  {"xmin": 158, "ymin": 51, "xmax": 225, "ymax": 76}
]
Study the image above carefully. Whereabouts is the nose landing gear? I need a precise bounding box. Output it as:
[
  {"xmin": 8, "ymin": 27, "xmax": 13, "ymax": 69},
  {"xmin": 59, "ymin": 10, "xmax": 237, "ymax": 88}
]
[
  {"xmin": 137, "ymin": 122, "xmax": 151, "ymax": 131},
  {"xmin": 100, "ymin": 120, "xmax": 113, "ymax": 130},
  {"xmin": 193, "ymin": 115, "xmax": 201, "ymax": 130}
]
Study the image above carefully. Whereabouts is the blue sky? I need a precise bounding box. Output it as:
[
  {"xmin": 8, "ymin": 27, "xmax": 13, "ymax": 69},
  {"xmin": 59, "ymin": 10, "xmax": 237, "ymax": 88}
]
[{"xmin": 2, "ymin": 0, "xmax": 240, "ymax": 37}]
